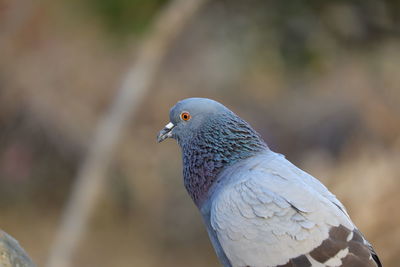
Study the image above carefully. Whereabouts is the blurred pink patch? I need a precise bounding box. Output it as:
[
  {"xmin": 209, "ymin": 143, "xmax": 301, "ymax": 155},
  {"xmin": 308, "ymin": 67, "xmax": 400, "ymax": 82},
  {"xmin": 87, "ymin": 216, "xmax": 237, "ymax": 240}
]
[{"xmin": 0, "ymin": 142, "xmax": 33, "ymax": 182}]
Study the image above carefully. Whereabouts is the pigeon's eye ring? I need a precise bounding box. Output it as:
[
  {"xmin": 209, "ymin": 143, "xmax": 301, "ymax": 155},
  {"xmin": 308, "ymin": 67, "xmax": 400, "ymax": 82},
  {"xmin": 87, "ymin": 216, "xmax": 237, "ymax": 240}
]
[{"xmin": 180, "ymin": 112, "xmax": 191, "ymax": 121}]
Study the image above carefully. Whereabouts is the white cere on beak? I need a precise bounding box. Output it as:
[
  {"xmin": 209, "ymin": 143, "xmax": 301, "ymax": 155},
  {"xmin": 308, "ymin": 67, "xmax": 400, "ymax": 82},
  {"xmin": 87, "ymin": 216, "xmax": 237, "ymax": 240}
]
[{"xmin": 165, "ymin": 122, "xmax": 174, "ymax": 129}]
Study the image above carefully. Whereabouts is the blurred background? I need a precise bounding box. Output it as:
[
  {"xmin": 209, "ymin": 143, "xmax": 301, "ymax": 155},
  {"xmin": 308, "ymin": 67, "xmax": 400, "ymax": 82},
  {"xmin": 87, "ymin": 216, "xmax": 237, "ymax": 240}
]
[{"xmin": 0, "ymin": 0, "xmax": 399, "ymax": 266}]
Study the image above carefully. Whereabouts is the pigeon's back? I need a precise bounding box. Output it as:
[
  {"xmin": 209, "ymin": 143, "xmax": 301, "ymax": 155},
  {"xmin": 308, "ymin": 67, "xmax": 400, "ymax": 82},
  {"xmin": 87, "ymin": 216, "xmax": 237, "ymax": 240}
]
[{"xmin": 201, "ymin": 151, "xmax": 381, "ymax": 267}]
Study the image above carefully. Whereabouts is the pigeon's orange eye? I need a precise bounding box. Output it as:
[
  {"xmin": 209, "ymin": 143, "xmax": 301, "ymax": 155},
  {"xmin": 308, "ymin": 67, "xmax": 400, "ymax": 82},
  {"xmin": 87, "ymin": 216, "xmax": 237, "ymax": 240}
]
[{"xmin": 181, "ymin": 112, "xmax": 191, "ymax": 121}]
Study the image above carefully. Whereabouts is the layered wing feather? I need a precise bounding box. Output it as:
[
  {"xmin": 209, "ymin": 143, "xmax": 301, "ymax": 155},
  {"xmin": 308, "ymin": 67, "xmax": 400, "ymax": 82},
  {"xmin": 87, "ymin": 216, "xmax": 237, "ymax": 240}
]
[{"xmin": 208, "ymin": 152, "xmax": 379, "ymax": 267}]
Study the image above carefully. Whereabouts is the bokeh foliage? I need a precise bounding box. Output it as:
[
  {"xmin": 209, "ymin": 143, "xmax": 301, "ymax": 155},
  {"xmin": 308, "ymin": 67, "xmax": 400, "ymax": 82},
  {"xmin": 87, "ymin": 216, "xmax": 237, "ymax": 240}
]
[{"xmin": 80, "ymin": 0, "xmax": 169, "ymax": 35}]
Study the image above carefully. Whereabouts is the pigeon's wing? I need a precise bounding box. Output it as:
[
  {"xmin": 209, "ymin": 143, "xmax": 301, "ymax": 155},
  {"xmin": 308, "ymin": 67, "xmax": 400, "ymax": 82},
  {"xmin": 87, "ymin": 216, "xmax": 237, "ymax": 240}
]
[
  {"xmin": 210, "ymin": 154, "xmax": 380, "ymax": 267},
  {"xmin": 0, "ymin": 230, "xmax": 36, "ymax": 267},
  {"xmin": 280, "ymin": 157, "xmax": 350, "ymax": 218}
]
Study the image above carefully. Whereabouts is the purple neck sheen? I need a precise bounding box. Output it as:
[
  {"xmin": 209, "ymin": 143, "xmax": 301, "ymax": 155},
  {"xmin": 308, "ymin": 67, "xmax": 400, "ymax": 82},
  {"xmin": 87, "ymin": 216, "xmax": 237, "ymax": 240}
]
[{"xmin": 180, "ymin": 113, "xmax": 268, "ymax": 207}]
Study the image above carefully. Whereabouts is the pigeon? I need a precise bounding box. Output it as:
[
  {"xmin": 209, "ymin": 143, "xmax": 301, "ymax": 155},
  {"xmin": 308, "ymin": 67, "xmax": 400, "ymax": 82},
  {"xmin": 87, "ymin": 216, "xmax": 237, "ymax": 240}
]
[
  {"xmin": 0, "ymin": 229, "xmax": 35, "ymax": 267},
  {"xmin": 157, "ymin": 98, "xmax": 382, "ymax": 267}
]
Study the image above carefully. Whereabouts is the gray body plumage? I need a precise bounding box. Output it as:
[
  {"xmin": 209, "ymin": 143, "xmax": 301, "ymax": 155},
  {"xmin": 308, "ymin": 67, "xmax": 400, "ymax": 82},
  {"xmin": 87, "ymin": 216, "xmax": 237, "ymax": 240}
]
[{"xmin": 157, "ymin": 98, "xmax": 381, "ymax": 267}]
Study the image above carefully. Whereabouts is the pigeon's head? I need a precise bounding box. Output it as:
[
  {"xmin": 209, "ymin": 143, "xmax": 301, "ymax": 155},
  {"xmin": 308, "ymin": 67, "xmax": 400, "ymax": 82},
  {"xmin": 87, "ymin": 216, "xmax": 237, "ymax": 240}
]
[
  {"xmin": 157, "ymin": 98, "xmax": 230, "ymax": 144},
  {"xmin": 158, "ymin": 98, "xmax": 268, "ymax": 205}
]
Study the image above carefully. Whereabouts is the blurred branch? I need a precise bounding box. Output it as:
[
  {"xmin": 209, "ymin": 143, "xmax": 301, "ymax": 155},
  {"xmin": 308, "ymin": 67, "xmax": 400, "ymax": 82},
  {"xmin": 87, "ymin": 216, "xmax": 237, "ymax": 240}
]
[{"xmin": 45, "ymin": 1, "xmax": 209, "ymax": 267}]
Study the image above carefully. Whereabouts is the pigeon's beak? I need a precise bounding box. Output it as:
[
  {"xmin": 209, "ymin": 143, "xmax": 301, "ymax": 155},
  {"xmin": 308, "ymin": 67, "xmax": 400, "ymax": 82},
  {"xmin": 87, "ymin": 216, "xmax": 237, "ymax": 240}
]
[{"xmin": 157, "ymin": 122, "xmax": 175, "ymax": 143}]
